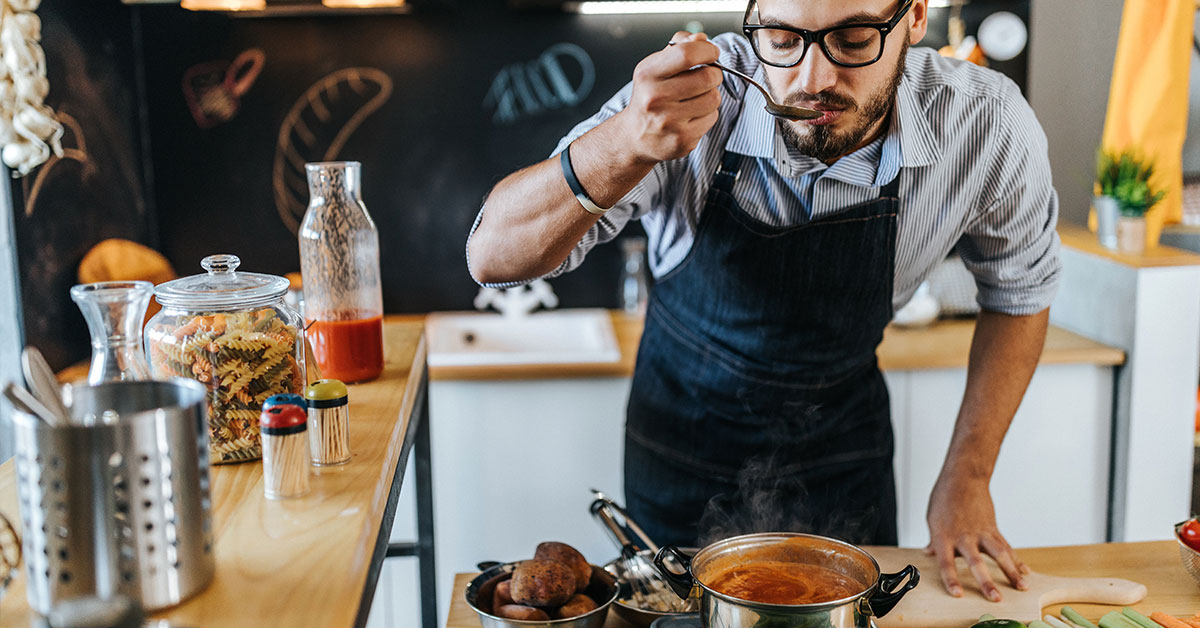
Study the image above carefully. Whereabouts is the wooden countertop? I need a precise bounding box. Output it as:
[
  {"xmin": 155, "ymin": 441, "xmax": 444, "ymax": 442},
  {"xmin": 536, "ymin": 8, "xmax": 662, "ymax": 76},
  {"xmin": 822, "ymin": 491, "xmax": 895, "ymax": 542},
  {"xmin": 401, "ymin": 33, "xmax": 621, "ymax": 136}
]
[
  {"xmin": 0, "ymin": 318, "xmax": 427, "ymax": 628},
  {"xmin": 444, "ymin": 541, "xmax": 1199, "ymax": 628},
  {"xmin": 879, "ymin": 319, "xmax": 1124, "ymax": 370},
  {"xmin": 1060, "ymin": 223, "xmax": 1200, "ymax": 269},
  {"xmin": 424, "ymin": 312, "xmax": 1124, "ymax": 381}
]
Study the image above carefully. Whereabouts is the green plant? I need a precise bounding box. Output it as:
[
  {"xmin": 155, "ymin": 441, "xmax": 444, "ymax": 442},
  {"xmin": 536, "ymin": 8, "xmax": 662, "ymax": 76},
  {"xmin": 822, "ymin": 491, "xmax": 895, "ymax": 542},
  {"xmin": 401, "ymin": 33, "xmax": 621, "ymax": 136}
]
[{"xmin": 1096, "ymin": 149, "xmax": 1166, "ymax": 217}]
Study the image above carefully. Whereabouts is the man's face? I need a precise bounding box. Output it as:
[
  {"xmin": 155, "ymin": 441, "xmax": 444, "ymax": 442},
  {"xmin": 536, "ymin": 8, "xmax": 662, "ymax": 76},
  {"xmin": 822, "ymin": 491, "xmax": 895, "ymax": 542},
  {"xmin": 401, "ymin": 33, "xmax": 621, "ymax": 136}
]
[{"xmin": 755, "ymin": 0, "xmax": 926, "ymax": 162}]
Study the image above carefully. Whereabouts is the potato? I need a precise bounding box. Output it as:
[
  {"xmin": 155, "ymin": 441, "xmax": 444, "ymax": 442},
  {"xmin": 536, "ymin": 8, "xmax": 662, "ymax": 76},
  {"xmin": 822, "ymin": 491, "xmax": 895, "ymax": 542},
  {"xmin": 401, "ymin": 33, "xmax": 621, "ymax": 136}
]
[
  {"xmin": 510, "ymin": 559, "xmax": 577, "ymax": 607},
  {"xmin": 474, "ymin": 572, "xmax": 511, "ymax": 614},
  {"xmin": 494, "ymin": 604, "xmax": 550, "ymax": 621},
  {"xmin": 533, "ymin": 542, "xmax": 592, "ymax": 591},
  {"xmin": 492, "ymin": 579, "xmax": 515, "ymax": 611},
  {"xmin": 552, "ymin": 593, "xmax": 598, "ymax": 619}
]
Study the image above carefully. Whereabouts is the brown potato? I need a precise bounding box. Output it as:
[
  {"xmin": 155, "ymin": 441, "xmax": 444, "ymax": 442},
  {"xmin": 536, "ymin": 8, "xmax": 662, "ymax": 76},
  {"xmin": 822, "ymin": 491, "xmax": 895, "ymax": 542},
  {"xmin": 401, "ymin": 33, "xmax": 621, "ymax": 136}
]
[
  {"xmin": 494, "ymin": 604, "xmax": 550, "ymax": 621},
  {"xmin": 474, "ymin": 572, "xmax": 511, "ymax": 614},
  {"xmin": 552, "ymin": 593, "xmax": 598, "ymax": 619},
  {"xmin": 533, "ymin": 542, "xmax": 592, "ymax": 592},
  {"xmin": 492, "ymin": 579, "xmax": 515, "ymax": 611},
  {"xmin": 510, "ymin": 559, "xmax": 577, "ymax": 607}
]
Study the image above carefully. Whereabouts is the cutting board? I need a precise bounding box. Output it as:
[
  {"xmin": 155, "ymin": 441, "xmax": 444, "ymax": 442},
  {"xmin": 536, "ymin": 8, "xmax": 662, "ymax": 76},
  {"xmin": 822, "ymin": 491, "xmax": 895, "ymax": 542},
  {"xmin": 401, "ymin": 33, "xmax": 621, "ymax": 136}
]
[{"xmin": 866, "ymin": 546, "xmax": 1147, "ymax": 627}]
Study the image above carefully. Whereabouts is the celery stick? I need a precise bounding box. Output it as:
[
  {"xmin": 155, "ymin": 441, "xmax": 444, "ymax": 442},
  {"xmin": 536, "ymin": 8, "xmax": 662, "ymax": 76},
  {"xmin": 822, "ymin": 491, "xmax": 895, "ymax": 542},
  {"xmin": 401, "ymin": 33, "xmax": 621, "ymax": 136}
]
[
  {"xmin": 1045, "ymin": 615, "xmax": 1076, "ymax": 628},
  {"xmin": 1098, "ymin": 611, "xmax": 1142, "ymax": 628},
  {"xmin": 1063, "ymin": 607, "xmax": 1099, "ymax": 628},
  {"xmin": 1030, "ymin": 621, "xmax": 1054, "ymax": 628},
  {"xmin": 1119, "ymin": 608, "xmax": 1159, "ymax": 628}
]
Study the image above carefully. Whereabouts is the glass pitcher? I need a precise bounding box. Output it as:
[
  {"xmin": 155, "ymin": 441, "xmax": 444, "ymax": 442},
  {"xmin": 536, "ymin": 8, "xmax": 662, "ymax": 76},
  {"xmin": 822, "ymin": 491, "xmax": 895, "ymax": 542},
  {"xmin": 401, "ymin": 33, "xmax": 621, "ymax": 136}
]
[
  {"xmin": 299, "ymin": 161, "xmax": 384, "ymax": 383},
  {"xmin": 70, "ymin": 281, "xmax": 154, "ymax": 385}
]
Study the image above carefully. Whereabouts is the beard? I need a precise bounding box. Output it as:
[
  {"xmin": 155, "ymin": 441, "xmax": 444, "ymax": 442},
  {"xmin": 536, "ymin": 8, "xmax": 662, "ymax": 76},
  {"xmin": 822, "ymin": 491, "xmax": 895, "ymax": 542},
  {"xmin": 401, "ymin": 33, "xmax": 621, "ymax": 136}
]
[{"xmin": 767, "ymin": 40, "xmax": 908, "ymax": 162}]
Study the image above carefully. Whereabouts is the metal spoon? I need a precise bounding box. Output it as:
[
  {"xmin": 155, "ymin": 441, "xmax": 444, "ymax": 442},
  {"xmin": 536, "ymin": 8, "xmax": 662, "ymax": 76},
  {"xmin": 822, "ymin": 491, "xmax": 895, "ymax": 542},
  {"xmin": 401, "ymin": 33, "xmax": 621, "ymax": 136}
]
[
  {"xmin": 22, "ymin": 346, "xmax": 69, "ymax": 421},
  {"xmin": 668, "ymin": 42, "xmax": 822, "ymax": 121}
]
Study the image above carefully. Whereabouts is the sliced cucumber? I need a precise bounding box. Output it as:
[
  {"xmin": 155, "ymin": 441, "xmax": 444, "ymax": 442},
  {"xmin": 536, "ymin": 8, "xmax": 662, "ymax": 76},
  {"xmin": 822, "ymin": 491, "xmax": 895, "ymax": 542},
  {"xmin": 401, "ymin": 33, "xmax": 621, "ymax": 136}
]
[{"xmin": 970, "ymin": 620, "xmax": 1028, "ymax": 628}]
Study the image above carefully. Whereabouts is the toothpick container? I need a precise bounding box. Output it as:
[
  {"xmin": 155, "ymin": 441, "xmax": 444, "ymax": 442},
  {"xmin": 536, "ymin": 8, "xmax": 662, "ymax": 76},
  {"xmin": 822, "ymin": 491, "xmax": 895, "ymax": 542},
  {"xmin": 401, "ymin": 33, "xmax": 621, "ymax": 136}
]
[
  {"xmin": 262, "ymin": 393, "xmax": 306, "ymax": 413},
  {"xmin": 305, "ymin": 379, "xmax": 351, "ymax": 466},
  {"xmin": 260, "ymin": 405, "xmax": 310, "ymax": 499}
]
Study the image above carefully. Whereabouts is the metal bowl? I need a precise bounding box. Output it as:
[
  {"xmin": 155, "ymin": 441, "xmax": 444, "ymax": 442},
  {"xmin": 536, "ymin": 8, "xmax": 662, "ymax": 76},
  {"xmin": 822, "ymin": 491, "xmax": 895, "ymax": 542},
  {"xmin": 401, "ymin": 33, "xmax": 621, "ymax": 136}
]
[
  {"xmin": 465, "ymin": 561, "xmax": 619, "ymax": 628},
  {"xmin": 1176, "ymin": 521, "xmax": 1200, "ymax": 588},
  {"xmin": 602, "ymin": 549, "xmax": 698, "ymax": 628}
]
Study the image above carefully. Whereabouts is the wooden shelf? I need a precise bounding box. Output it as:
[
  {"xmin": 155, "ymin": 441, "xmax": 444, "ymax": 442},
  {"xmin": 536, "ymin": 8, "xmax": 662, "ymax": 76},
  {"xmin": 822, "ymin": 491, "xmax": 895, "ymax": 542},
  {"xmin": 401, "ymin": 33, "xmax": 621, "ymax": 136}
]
[{"xmin": 1059, "ymin": 223, "xmax": 1200, "ymax": 269}]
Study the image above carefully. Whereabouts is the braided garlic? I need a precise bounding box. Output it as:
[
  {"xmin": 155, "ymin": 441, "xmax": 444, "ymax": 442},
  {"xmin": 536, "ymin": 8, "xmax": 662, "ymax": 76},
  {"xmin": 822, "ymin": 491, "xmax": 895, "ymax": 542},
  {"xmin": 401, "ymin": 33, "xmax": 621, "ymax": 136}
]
[{"xmin": 0, "ymin": 0, "xmax": 61, "ymax": 176}]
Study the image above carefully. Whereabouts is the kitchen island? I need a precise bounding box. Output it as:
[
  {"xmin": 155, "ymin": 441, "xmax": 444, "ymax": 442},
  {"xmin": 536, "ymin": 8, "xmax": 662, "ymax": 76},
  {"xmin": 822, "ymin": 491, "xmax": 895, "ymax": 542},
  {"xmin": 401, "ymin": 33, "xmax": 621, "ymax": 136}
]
[
  {"xmin": 444, "ymin": 541, "xmax": 1200, "ymax": 627},
  {"xmin": 0, "ymin": 317, "xmax": 431, "ymax": 628}
]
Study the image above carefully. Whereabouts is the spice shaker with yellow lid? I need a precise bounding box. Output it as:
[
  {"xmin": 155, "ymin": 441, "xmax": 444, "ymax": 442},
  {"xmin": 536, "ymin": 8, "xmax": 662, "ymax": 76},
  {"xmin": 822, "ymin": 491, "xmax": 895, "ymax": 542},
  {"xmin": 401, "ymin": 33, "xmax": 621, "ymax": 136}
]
[
  {"xmin": 261, "ymin": 405, "xmax": 310, "ymax": 499},
  {"xmin": 305, "ymin": 379, "xmax": 350, "ymax": 466}
]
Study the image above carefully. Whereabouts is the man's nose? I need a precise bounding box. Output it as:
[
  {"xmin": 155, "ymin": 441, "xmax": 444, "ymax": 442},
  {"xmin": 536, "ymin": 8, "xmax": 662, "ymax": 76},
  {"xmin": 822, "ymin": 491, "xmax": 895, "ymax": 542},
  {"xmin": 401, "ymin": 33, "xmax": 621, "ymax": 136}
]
[{"xmin": 792, "ymin": 43, "xmax": 839, "ymax": 98}]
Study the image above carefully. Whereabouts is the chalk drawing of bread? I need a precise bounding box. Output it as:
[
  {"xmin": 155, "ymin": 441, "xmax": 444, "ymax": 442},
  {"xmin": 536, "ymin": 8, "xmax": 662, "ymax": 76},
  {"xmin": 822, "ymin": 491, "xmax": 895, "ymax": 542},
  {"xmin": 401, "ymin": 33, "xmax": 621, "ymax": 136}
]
[
  {"xmin": 23, "ymin": 111, "xmax": 94, "ymax": 217},
  {"xmin": 273, "ymin": 67, "xmax": 393, "ymax": 233}
]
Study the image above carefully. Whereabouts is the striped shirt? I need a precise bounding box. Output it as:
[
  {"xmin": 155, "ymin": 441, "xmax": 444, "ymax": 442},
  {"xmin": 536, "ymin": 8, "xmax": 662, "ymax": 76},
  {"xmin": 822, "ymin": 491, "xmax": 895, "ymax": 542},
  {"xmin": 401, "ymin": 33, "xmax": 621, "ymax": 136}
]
[{"xmin": 470, "ymin": 33, "xmax": 1061, "ymax": 315}]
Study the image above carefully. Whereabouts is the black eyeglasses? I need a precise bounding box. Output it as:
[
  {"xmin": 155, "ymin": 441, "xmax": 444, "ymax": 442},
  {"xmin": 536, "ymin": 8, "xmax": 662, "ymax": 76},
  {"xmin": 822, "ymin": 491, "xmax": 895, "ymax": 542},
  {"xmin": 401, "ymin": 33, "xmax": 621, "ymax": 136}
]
[{"xmin": 743, "ymin": 0, "xmax": 914, "ymax": 69}]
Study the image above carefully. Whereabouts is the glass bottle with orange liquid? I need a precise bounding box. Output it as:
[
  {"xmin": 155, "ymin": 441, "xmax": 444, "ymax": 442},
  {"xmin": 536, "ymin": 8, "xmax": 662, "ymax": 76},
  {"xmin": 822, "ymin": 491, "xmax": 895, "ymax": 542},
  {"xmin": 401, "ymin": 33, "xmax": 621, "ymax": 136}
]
[{"xmin": 299, "ymin": 161, "xmax": 384, "ymax": 383}]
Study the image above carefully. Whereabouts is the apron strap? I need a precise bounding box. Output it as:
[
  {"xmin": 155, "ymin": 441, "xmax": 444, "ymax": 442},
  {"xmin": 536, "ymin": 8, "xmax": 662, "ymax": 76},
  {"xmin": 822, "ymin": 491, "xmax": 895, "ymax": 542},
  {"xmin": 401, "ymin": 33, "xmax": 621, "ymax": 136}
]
[
  {"xmin": 880, "ymin": 171, "xmax": 902, "ymax": 199},
  {"xmin": 712, "ymin": 150, "xmax": 743, "ymax": 196}
]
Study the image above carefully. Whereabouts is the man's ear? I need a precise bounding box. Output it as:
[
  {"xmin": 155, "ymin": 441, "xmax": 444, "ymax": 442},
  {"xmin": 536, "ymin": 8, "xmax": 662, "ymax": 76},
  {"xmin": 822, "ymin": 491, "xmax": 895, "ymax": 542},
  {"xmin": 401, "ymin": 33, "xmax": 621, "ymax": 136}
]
[{"xmin": 908, "ymin": 0, "xmax": 929, "ymax": 44}]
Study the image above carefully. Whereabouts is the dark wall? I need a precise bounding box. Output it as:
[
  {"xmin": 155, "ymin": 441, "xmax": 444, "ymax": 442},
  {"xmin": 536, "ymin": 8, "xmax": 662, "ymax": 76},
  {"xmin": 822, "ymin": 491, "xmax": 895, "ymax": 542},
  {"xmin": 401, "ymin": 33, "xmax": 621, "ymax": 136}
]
[
  {"xmin": 10, "ymin": 0, "xmax": 151, "ymax": 370},
  {"xmin": 138, "ymin": 5, "xmax": 743, "ymax": 314}
]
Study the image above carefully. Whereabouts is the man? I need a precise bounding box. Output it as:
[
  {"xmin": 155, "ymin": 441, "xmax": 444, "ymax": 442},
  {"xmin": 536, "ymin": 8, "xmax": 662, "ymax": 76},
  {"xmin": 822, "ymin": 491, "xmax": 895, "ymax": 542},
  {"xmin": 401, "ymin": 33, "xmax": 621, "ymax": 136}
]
[{"xmin": 468, "ymin": 0, "xmax": 1059, "ymax": 603}]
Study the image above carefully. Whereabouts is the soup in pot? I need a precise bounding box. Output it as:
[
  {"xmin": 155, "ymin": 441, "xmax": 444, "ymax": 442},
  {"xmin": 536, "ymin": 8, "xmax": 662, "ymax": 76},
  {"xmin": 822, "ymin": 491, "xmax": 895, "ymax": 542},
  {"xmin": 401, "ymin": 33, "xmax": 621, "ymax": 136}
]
[{"xmin": 707, "ymin": 560, "xmax": 863, "ymax": 605}]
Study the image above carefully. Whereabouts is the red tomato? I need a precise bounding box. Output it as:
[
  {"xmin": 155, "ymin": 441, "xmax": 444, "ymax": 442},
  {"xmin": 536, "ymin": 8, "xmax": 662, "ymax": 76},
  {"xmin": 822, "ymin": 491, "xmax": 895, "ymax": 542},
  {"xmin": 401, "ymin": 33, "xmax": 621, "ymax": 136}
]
[{"xmin": 1180, "ymin": 519, "xmax": 1200, "ymax": 552}]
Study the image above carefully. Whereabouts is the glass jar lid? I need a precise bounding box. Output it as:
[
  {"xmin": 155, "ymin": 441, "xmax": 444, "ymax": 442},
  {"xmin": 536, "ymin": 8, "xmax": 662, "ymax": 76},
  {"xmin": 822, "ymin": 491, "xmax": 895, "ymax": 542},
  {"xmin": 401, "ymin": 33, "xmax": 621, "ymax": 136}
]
[{"xmin": 154, "ymin": 254, "xmax": 291, "ymax": 309}]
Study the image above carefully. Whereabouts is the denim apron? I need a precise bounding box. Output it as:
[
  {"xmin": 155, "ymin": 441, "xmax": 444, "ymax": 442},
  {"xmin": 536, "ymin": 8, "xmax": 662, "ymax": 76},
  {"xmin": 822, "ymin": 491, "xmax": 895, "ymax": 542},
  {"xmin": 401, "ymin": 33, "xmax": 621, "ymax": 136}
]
[{"xmin": 624, "ymin": 149, "xmax": 901, "ymax": 547}]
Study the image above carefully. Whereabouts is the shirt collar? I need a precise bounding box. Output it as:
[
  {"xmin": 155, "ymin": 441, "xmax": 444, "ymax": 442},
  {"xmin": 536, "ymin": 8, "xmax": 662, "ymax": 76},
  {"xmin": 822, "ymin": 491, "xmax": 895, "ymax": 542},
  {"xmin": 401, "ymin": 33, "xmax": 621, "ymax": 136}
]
[{"xmin": 723, "ymin": 65, "xmax": 942, "ymax": 179}]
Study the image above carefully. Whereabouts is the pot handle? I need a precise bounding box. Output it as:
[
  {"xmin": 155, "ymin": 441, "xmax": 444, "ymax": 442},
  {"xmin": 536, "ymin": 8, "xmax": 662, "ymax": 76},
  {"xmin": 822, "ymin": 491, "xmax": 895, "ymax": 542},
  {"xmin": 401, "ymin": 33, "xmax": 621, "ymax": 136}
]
[
  {"xmin": 866, "ymin": 564, "xmax": 919, "ymax": 618},
  {"xmin": 653, "ymin": 545, "xmax": 695, "ymax": 601}
]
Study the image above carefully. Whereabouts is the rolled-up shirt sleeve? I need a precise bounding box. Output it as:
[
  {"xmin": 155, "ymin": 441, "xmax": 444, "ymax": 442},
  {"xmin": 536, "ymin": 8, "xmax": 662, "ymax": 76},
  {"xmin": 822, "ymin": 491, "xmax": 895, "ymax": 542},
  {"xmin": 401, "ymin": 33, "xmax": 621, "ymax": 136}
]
[
  {"xmin": 466, "ymin": 81, "xmax": 663, "ymax": 289},
  {"xmin": 956, "ymin": 82, "xmax": 1062, "ymax": 316}
]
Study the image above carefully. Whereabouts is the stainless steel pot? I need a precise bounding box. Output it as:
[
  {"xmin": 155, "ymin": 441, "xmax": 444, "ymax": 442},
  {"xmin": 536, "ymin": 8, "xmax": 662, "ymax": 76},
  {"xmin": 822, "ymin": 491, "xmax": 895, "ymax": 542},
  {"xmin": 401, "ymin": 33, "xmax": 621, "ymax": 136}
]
[{"xmin": 654, "ymin": 533, "xmax": 918, "ymax": 628}]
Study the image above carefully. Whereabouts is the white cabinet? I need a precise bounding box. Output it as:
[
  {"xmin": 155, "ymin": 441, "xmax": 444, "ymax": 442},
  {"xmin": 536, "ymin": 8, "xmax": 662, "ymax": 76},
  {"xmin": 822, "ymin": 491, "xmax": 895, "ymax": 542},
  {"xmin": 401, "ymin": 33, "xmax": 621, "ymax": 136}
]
[
  {"xmin": 428, "ymin": 377, "xmax": 631, "ymax": 626},
  {"xmin": 887, "ymin": 364, "xmax": 1114, "ymax": 549}
]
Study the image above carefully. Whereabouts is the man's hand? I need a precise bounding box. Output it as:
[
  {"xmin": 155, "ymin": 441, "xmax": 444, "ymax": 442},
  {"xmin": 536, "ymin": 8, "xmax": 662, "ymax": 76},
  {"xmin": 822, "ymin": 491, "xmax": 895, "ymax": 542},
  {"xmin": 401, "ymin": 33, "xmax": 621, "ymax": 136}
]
[
  {"xmin": 615, "ymin": 32, "xmax": 723, "ymax": 164},
  {"xmin": 925, "ymin": 473, "xmax": 1029, "ymax": 602}
]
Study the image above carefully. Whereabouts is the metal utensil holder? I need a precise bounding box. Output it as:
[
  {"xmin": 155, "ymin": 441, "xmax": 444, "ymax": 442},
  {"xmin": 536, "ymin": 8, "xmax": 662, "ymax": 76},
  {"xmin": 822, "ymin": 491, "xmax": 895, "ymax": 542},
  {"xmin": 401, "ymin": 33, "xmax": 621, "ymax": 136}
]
[{"xmin": 11, "ymin": 379, "xmax": 215, "ymax": 614}]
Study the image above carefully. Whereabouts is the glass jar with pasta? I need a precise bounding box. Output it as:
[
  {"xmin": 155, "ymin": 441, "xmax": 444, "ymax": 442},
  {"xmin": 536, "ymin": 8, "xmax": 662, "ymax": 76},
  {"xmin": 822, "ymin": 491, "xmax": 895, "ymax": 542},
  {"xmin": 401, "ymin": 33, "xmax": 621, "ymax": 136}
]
[{"xmin": 145, "ymin": 254, "xmax": 305, "ymax": 464}]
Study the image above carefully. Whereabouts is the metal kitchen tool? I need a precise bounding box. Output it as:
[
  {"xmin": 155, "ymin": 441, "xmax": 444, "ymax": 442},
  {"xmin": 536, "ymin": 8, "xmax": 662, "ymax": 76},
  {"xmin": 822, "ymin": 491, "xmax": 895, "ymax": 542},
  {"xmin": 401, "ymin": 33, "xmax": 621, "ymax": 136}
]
[
  {"xmin": 12, "ymin": 379, "xmax": 215, "ymax": 615},
  {"xmin": 589, "ymin": 490, "xmax": 698, "ymax": 618},
  {"xmin": 0, "ymin": 511, "xmax": 20, "ymax": 602},
  {"xmin": 1177, "ymin": 520, "xmax": 1200, "ymax": 588},
  {"xmin": 668, "ymin": 41, "xmax": 821, "ymax": 121},
  {"xmin": 656, "ymin": 533, "xmax": 917, "ymax": 628},
  {"xmin": 22, "ymin": 346, "xmax": 70, "ymax": 422}
]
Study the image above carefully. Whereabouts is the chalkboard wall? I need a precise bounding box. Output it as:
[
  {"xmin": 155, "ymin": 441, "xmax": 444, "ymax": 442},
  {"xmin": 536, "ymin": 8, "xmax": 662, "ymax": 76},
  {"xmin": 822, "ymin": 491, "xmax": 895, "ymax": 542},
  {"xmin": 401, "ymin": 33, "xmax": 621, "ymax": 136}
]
[
  {"xmin": 136, "ymin": 5, "xmax": 746, "ymax": 315},
  {"xmin": 9, "ymin": 0, "xmax": 152, "ymax": 370},
  {"xmin": 15, "ymin": 0, "xmax": 1029, "ymax": 369}
]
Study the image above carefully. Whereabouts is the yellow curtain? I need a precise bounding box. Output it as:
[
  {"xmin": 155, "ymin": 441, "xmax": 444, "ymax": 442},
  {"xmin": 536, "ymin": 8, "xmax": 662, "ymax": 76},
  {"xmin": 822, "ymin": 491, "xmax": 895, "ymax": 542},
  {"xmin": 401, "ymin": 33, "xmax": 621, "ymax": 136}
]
[{"xmin": 1099, "ymin": 0, "xmax": 1196, "ymax": 246}]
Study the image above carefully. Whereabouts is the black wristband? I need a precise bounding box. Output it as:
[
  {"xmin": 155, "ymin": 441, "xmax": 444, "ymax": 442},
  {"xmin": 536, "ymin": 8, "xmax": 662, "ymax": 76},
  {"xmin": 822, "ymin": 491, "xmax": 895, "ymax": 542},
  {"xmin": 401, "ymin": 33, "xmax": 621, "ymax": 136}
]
[{"xmin": 560, "ymin": 142, "xmax": 612, "ymax": 215}]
